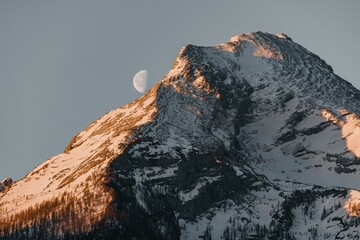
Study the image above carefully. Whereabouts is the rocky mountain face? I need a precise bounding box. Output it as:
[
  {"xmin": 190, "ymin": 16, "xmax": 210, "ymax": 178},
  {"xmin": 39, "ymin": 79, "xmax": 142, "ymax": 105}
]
[{"xmin": 1, "ymin": 31, "xmax": 360, "ymax": 240}]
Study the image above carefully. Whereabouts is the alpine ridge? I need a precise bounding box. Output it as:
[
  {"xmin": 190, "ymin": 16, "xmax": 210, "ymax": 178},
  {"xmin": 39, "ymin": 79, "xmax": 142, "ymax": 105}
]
[{"xmin": 1, "ymin": 31, "xmax": 360, "ymax": 239}]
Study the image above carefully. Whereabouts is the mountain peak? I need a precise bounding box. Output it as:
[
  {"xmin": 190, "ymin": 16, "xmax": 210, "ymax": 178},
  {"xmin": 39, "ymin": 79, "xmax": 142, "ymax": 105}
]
[
  {"xmin": 1, "ymin": 32, "xmax": 360, "ymax": 239},
  {"xmin": 275, "ymin": 32, "xmax": 292, "ymax": 40},
  {"xmin": 165, "ymin": 31, "xmax": 360, "ymax": 112},
  {"xmin": 228, "ymin": 31, "xmax": 292, "ymax": 45}
]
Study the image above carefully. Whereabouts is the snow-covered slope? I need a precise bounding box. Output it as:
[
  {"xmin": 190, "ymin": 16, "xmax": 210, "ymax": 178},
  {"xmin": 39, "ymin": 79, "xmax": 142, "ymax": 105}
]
[
  {"xmin": 0, "ymin": 84, "xmax": 159, "ymax": 230},
  {"xmin": 1, "ymin": 31, "xmax": 360, "ymax": 239}
]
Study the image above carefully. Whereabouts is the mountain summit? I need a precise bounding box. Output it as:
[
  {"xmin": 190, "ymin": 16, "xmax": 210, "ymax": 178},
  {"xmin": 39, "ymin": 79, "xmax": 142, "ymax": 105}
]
[{"xmin": 1, "ymin": 31, "xmax": 360, "ymax": 239}]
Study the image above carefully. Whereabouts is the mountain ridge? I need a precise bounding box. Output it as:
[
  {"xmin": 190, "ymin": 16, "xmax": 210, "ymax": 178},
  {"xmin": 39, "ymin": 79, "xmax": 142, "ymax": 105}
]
[{"xmin": 1, "ymin": 31, "xmax": 360, "ymax": 239}]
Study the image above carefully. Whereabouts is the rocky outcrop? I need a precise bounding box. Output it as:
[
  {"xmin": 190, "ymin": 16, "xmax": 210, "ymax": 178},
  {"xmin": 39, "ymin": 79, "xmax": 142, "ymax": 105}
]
[
  {"xmin": 2, "ymin": 178, "xmax": 13, "ymax": 186},
  {"xmin": 0, "ymin": 178, "xmax": 12, "ymax": 193}
]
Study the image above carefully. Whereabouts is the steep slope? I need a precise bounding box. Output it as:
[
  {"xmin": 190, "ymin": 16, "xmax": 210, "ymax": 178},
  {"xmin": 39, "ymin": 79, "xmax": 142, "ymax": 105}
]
[
  {"xmin": 0, "ymin": 84, "xmax": 159, "ymax": 235},
  {"xmin": 1, "ymin": 31, "xmax": 360, "ymax": 239}
]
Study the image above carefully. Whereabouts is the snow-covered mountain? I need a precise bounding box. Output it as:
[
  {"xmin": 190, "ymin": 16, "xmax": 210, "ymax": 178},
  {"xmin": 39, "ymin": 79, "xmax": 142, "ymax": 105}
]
[{"xmin": 1, "ymin": 31, "xmax": 360, "ymax": 239}]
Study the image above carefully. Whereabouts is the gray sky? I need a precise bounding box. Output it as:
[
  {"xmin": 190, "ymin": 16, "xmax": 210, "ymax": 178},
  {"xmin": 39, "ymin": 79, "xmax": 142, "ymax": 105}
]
[{"xmin": 1, "ymin": 0, "xmax": 359, "ymax": 180}]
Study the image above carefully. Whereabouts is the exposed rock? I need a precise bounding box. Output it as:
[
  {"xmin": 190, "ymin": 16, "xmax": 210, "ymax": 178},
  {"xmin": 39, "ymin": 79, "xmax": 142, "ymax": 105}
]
[
  {"xmin": 334, "ymin": 166, "xmax": 357, "ymax": 174},
  {"xmin": 278, "ymin": 91, "xmax": 295, "ymax": 105},
  {"xmin": 286, "ymin": 111, "xmax": 306, "ymax": 127},
  {"xmin": 275, "ymin": 129, "xmax": 297, "ymax": 145},
  {"xmin": 0, "ymin": 178, "xmax": 12, "ymax": 192},
  {"xmin": 1, "ymin": 178, "xmax": 13, "ymax": 187},
  {"xmin": 298, "ymin": 121, "xmax": 331, "ymax": 135}
]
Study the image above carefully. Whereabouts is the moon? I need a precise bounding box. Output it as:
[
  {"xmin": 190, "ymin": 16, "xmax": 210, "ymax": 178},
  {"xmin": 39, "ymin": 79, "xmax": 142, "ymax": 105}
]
[{"xmin": 133, "ymin": 70, "xmax": 148, "ymax": 93}]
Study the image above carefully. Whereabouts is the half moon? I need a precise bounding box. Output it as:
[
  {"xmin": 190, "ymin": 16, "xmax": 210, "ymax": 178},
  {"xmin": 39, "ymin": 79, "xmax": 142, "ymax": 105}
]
[{"xmin": 133, "ymin": 70, "xmax": 148, "ymax": 93}]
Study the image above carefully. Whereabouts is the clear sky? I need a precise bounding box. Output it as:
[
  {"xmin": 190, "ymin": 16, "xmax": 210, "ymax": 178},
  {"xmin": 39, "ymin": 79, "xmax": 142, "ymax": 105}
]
[{"xmin": 1, "ymin": 0, "xmax": 359, "ymax": 180}]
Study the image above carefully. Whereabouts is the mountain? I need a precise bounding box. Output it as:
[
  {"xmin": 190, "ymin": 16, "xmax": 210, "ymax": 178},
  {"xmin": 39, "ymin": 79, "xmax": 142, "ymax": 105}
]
[{"xmin": 1, "ymin": 31, "xmax": 360, "ymax": 239}]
